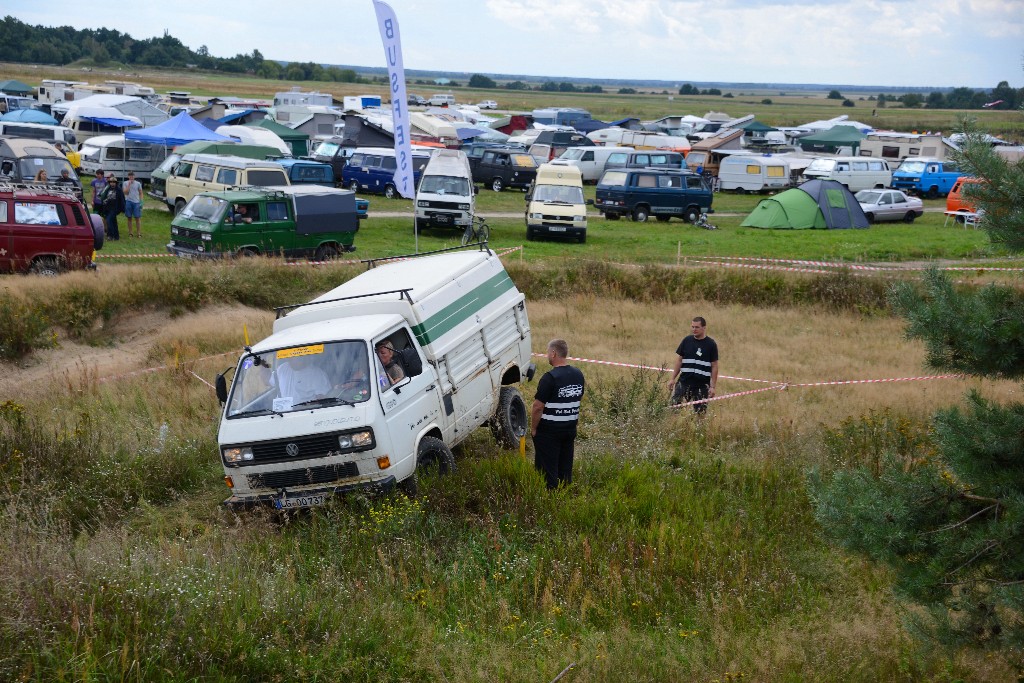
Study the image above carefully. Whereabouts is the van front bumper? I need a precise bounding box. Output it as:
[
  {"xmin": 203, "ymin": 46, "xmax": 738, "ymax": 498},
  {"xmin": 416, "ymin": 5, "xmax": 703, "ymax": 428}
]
[
  {"xmin": 222, "ymin": 475, "xmax": 397, "ymax": 509},
  {"xmin": 167, "ymin": 242, "xmax": 221, "ymax": 259},
  {"xmin": 528, "ymin": 221, "xmax": 587, "ymax": 239}
]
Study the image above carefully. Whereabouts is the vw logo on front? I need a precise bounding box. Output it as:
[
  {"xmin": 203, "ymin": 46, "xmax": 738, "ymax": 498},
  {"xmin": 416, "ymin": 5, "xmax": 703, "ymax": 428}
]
[{"xmin": 285, "ymin": 443, "xmax": 300, "ymax": 457}]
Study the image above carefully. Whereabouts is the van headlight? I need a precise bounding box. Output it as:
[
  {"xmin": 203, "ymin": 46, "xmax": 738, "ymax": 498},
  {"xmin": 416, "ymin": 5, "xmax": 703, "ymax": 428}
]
[
  {"xmin": 201, "ymin": 233, "xmax": 212, "ymax": 241},
  {"xmin": 458, "ymin": 203, "xmax": 470, "ymax": 210},
  {"xmin": 530, "ymin": 212, "xmax": 543, "ymax": 219},
  {"xmin": 574, "ymin": 215, "xmax": 586, "ymax": 222},
  {"xmin": 171, "ymin": 227, "xmax": 178, "ymax": 235},
  {"xmin": 339, "ymin": 430, "xmax": 374, "ymax": 450},
  {"xmin": 417, "ymin": 200, "xmax": 429, "ymax": 207},
  {"xmin": 223, "ymin": 446, "xmax": 254, "ymax": 464}
]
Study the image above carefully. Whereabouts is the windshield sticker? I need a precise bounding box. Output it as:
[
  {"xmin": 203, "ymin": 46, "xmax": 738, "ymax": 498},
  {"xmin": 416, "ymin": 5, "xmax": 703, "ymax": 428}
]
[
  {"xmin": 277, "ymin": 344, "xmax": 325, "ymax": 359},
  {"xmin": 273, "ymin": 397, "xmax": 294, "ymax": 412}
]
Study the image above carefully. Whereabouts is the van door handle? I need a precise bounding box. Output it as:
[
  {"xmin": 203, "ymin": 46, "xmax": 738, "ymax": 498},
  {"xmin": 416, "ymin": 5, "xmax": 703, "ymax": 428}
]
[{"xmin": 425, "ymin": 384, "xmax": 435, "ymax": 393}]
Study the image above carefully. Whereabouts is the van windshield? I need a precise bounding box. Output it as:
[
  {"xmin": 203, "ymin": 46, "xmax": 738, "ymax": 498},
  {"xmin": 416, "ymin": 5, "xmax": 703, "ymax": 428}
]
[
  {"xmin": 313, "ymin": 141, "xmax": 340, "ymax": 157},
  {"xmin": 227, "ymin": 341, "xmax": 372, "ymax": 418},
  {"xmin": 559, "ymin": 148, "xmax": 584, "ymax": 160},
  {"xmin": 897, "ymin": 160, "xmax": 927, "ymax": 173},
  {"xmin": 180, "ymin": 195, "xmax": 229, "ymax": 222},
  {"xmin": 805, "ymin": 159, "xmax": 836, "ymax": 172},
  {"xmin": 157, "ymin": 154, "xmax": 181, "ymax": 173},
  {"xmin": 511, "ymin": 154, "xmax": 537, "ymax": 168},
  {"xmin": 599, "ymin": 171, "xmax": 629, "ymax": 187},
  {"xmin": 18, "ymin": 158, "xmax": 76, "ymax": 181},
  {"xmin": 420, "ymin": 175, "xmax": 470, "ymax": 196},
  {"xmin": 534, "ymin": 184, "xmax": 584, "ymax": 204}
]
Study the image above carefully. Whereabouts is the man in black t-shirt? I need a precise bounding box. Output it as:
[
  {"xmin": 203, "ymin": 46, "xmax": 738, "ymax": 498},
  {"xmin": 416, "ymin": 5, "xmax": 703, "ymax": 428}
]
[
  {"xmin": 669, "ymin": 316, "xmax": 719, "ymax": 414},
  {"xmin": 531, "ymin": 338, "xmax": 585, "ymax": 489}
]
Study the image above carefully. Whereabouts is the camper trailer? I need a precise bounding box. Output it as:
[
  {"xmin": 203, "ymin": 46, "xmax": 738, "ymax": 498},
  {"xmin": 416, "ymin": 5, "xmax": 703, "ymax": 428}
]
[
  {"xmin": 858, "ymin": 132, "xmax": 949, "ymax": 163},
  {"xmin": 718, "ymin": 155, "xmax": 790, "ymax": 193},
  {"xmin": 78, "ymin": 135, "xmax": 168, "ymax": 182}
]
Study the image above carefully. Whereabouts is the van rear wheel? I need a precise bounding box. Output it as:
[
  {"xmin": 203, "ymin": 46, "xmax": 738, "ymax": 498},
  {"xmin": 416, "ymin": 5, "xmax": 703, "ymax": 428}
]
[
  {"xmin": 684, "ymin": 207, "xmax": 700, "ymax": 224},
  {"xmin": 632, "ymin": 207, "xmax": 649, "ymax": 223},
  {"xmin": 384, "ymin": 184, "xmax": 397, "ymax": 199},
  {"xmin": 30, "ymin": 257, "xmax": 60, "ymax": 277},
  {"xmin": 491, "ymin": 387, "xmax": 528, "ymax": 449},
  {"xmin": 491, "ymin": 177, "xmax": 504, "ymax": 192}
]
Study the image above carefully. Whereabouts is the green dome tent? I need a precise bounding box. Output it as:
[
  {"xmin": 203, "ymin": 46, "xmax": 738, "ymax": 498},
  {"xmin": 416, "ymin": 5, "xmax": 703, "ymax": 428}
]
[
  {"xmin": 247, "ymin": 118, "xmax": 310, "ymax": 156},
  {"xmin": 796, "ymin": 124, "xmax": 865, "ymax": 154},
  {"xmin": 741, "ymin": 179, "xmax": 869, "ymax": 229}
]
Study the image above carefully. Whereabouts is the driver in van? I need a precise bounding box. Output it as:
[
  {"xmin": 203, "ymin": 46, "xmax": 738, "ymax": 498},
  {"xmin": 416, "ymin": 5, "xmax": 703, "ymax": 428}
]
[
  {"xmin": 231, "ymin": 204, "xmax": 253, "ymax": 223},
  {"xmin": 375, "ymin": 341, "xmax": 406, "ymax": 386}
]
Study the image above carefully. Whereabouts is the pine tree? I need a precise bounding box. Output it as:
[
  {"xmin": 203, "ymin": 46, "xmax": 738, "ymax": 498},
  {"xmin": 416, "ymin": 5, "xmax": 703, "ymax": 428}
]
[{"xmin": 810, "ymin": 115, "xmax": 1024, "ymax": 650}]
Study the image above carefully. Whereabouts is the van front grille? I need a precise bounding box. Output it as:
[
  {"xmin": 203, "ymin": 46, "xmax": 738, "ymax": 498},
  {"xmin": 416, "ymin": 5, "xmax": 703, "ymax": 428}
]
[
  {"xmin": 424, "ymin": 200, "xmax": 465, "ymax": 210},
  {"xmin": 246, "ymin": 462, "xmax": 360, "ymax": 490}
]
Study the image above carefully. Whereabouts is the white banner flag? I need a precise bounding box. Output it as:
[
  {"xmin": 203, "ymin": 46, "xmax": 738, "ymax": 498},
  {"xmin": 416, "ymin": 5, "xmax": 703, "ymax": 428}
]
[{"xmin": 372, "ymin": 0, "xmax": 415, "ymax": 199}]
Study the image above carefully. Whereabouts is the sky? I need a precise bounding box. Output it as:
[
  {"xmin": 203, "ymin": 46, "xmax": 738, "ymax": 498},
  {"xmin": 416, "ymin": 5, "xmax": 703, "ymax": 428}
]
[{"xmin": 7, "ymin": 0, "xmax": 1024, "ymax": 88}]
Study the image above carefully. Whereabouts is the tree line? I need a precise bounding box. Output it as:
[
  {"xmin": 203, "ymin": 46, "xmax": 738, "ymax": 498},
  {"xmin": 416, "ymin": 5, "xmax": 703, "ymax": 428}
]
[{"xmin": 0, "ymin": 16, "xmax": 364, "ymax": 83}]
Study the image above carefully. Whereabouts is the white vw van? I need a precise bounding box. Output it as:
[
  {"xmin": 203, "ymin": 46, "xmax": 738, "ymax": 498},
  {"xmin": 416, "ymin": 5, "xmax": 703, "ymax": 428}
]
[
  {"xmin": 556, "ymin": 146, "xmax": 634, "ymax": 183},
  {"xmin": 801, "ymin": 156, "xmax": 891, "ymax": 191},
  {"xmin": 414, "ymin": 149, "xmax": 475, "ymax": 234},
  {"xmin": 216, "ymin": 247, "xmax": 535, "ymax": 509}
]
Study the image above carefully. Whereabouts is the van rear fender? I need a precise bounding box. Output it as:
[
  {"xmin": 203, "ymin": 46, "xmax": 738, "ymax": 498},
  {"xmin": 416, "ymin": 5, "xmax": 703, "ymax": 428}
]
[{"xmin": 499, "ymin": 364, "xmax": 521, "ymax": 386}]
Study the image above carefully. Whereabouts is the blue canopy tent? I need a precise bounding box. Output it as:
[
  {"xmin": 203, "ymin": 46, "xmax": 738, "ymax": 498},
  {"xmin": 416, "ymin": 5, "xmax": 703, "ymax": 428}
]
[
  {"xmin": 0, "ymin": 109, "xmax": 59, "ymax": 125},
  {"xmin": 125, "ymin": 111, "xmax": 232, "ymax": 146}
]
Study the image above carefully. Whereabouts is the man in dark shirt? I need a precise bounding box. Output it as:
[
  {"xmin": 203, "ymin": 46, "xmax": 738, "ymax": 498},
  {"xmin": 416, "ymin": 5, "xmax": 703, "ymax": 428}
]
[
  {"xmin": 531, "ymin": 338, "xmax": 585, "ymax": 489},
  {"xmin": 669, "ymin": 316, "xmax": 719, "ymax": 414}
]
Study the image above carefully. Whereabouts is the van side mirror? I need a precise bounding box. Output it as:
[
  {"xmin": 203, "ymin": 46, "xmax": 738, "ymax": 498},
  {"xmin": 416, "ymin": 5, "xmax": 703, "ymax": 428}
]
[
  {"xmin": 215, "ymin": 373, "xmax": 229, "ymax": 404},
  {"xmin": 474, "ymin": 186, "xmax": 480, "ymax": 195},
  {"xmin": 398, "ymin": 347, "xmax": 423, "ymax": 378},
  {"xmin": 585, "ymin": 199, "xmax": 594, "ymax": 205}
]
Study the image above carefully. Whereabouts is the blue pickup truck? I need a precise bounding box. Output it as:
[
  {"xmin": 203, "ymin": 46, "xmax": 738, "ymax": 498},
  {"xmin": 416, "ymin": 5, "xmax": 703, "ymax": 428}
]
[
  {"xmin": 595, "ymin": 168, "xmax": 713, "ymax": 223},
  {"xmin": 891, "ymin": 158, "xmax": 965, "ymax": 198}
]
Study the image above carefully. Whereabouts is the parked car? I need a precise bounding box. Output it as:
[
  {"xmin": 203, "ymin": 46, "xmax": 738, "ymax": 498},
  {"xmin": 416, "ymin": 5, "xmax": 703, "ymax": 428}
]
[
  {"xmin": 167, "ymin": 185, "xmax": 361, "ymax": 259},
  {"xmin": 855, "ymin": 189, "xmax": 923, "ymax": 223},
  {"xmin": 341, "ymin": 147, "xmax": 431, "ymax": 198},
  {"xmin": 0, "ymin": 183, "xmax": 103, "ymax": 274},
  {"xmin": 472, "ymin": 148, "xmax": 538, "ymax": 192},
  {"xmin": 478, "ymin": 100, "xmax": 498, "ymax": 110},
  {"xmin": 946, "ymin": 176, "xmax": 982, "ymax": 214},
  {"xmin": 407, "ymin": 94, "xmax": 427, "ymax": 106},
  {"xmin": 428, "ymin": 94, "xmax": 456, "ymax": 107},
  {"xmin": 595, "ymin": 168, "xmax": 712, "ymax": 223},
  {"xmin": 275, "ymin": 158, "xmax": 335, "ymax": 186}
]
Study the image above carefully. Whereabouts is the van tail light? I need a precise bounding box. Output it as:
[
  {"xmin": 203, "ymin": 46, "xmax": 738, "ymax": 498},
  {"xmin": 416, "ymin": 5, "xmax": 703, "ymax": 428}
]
[{"xmin": 548, "ymin": 149, "xmax": 556, "ymax": 161}]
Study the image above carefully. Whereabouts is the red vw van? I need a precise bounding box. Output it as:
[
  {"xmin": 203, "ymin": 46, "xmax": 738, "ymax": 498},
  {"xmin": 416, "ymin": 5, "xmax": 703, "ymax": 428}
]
[{"xmin": 0, "ymin": 184, "xmax": 103, "ymax": 275}]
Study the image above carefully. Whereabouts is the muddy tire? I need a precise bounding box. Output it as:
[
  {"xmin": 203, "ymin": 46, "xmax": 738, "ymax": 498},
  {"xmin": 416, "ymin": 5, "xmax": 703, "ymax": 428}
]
[
  {"xmin": 490, "ymin": 386, "xmax": 528, "ymax": 449},
  {"xmin": 315, "ymin": 243, "xmax": 339, "ymax": 261},
  {"xmin": 30, "ymin": 257, "xmax": 60, "ymax": 277},
  {"xmin": 400, "ymin": 436, "xmax": 455, "ymax": 496}
]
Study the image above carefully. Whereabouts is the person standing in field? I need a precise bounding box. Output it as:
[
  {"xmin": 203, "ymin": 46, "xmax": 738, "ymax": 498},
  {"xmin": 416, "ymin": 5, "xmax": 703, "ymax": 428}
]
[
  {"xmin": 91, "ymin": 169, "xmax": 106, "ymax": 213},
  {"xmin": 531, "ymin": 338, "xmax": 585, "ymax": 489},
  {"xmin": 122, "ymin": 171, "xmax": 143, "ymax": 238},
  {"xmin": 669, "ymin": 316, "xmax": 719, "ymax": 415}
]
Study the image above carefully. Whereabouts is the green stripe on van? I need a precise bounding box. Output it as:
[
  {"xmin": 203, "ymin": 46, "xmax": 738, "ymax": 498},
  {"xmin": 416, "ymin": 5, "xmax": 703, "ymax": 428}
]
[{"xmin": 410, "ymin": 270, "xmax": 516, "ymax": 346}]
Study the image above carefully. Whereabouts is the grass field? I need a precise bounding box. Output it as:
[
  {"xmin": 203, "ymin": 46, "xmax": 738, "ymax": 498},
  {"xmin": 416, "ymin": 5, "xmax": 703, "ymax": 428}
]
[{"xmin": 3, "ymin": 61, "xmax": 1024, "ymax": 681}]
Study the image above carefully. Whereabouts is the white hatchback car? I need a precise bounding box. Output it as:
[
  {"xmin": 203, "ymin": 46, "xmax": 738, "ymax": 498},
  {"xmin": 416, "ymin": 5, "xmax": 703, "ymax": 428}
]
[{"xmin": 478, "ymin": 100, "xmax": 498, "ymax": 110}]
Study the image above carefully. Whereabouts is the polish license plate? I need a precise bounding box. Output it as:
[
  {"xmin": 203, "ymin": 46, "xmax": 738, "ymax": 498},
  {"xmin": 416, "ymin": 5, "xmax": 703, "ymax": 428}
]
[
  {"xmin": 549, "ymin": 226, "xmax": 566, "ymax": 232},
  {"xmin": 434, "ymin": 214, "xmax": 451, "ymax": 224},
  {"xmin": 274, "ymin": 493, "xmax": 327, "ymax": 510}
]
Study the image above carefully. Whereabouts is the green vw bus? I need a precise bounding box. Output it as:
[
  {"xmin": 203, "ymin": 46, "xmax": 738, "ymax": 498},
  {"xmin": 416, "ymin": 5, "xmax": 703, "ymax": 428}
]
[{"xmin": 168, "ymin": 186, "xmax": 362, "ymax": 260}]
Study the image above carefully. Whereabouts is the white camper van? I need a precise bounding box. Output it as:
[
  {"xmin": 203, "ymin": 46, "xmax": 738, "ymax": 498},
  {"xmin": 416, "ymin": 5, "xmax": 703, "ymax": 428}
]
[
  {"xmin": 800, "ymin": 157, "xmax": 892, "ymax": 191},
  {"xmin": 414, "ymin": 149, "xmax": 475, "ymax": 234},
  {"xmin": 78, "ymin": 135, "xmax": 168, "ymax": 182},
  {"xmin": 718, "ymin": 155, "xmax": 790, "ymax": 192},
  {"xmin": 215, "ymin": 247, "xmax": 535, "ymax": 508},
  {"xmin": 556, "ymin": 146, "xmax": 634, "ymax": 183},
  {"xmin": 526, "ymin": 161, "xmax": 589, "ymax": 243}
]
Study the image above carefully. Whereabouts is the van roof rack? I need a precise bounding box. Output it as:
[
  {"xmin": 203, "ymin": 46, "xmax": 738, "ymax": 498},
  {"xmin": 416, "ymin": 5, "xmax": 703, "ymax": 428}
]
[
  {"xmin": 0, "ymin": 180, "xmax": 80, "ymax": 198},
  {"xmin": 274, "ymin": 288, "xmax": 414, "ymax": 319},
  {"xmin": 362, "ymin": 241, "xmax": 492, "ymax": 270}
]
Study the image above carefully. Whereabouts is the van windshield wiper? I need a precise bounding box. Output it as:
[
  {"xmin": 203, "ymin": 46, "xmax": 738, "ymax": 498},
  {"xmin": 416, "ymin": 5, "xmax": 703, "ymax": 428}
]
[
  {"xmin": 234, "ymin": 408, "xmax": 283, "ymax": 418},
  {"xmin": 291, "ymin": 396, "xmax": 355, "ymax": 409}
]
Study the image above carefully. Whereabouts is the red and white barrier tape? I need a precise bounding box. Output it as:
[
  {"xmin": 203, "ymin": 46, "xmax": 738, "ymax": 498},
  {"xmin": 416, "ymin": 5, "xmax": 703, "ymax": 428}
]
[
  {"xmin": 697, "ymin": 255, "xmax": 1024, "ymax": 273},
  {"xmin": 94, "ymin": 252, "xmax": 173, "ymax": 259}
]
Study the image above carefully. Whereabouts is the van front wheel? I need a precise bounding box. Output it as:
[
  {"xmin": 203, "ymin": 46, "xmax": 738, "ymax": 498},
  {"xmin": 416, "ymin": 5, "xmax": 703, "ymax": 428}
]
[
  {"xmin": 348, "ymin": 181, "xmax": 360, "ymax": 192},
  {"xmin": 31, "ymin": 257, "xmax": 60, "ymax": 277},
  {"xmin": 684, "ymin": 207, "xmax": 700, "ymax": 224},
  {"xmin": 173, "ymin": 199, "xmax": 186, "ymax": 216},
  {"xmin": 632, "ymin": 207, "xmax": 649, "ymax": 223},
  {"xmin": 400, "ymin": 436, "xmax": 455, "ymax": 496},
  {"xmin": 384, "ymin": 184, "xmax": 397, "ymax": 199},
  {"xmin": 925, "ymin": 187, "xmax": 939, "ymax": 199},
  {"xmin": 315, "ymin": 244, "xmax": 339, "ymax": 261},
  {"xmin": 491, "ymin": 387, "xmax": 528, "ymax": 449},
  {"xmin": 491, "ymin": 178, "xmax": 504, "ymax": 192}
]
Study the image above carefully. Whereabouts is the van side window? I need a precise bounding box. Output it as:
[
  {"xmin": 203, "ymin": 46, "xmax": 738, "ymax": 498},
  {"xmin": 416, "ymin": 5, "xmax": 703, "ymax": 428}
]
[
  {"xmin": 15, "ymin": 201, "xmax": 66, "ymax": 225},
  {"xmin": 349, "ymin": 154, "xmax": 365, "ymax": 166},
  {"xmin": 70, "ymin": 203, "xmax": 84, "ymax": 225},
  {"xmin": 581, "ymin": 151, "xmax": 594, "ymax": 161},
  {"xmin": 944, "ymin": 163, "xmax": 959, "ymax": 173},
  {"xmin": 382, "ymin": 157, "xmax": 397, "ymax": 171},
  {"xmin": 686, "ymin": 176, "xmax": 704, "ymax": 189},
  {"xmin": 266, "ymin": 201, "xmax": 289, "ymax": 221},
  {"xmin": 174, "ymin": 162, "xmax": 193, "ymax": 178},
  {"xmin": 365, "ymin": 155, "xmax": 383, "ymax": 168},
  {"xmin": 0, "ymin": 202, "xmax": 6, "ymax": 222},
  {"xmin": 852, "ymin": 162, "xmax": 868, "ymax": 171},
  {"xmin": 217, "ymin": 168, "xmax": 238, "ymax": 185},
  {"xmin": 196, "ymin": 165, "xmax": 215, "ymax": 182},
  {"xmin": 248, "ymin": 170, "xmax": 287, "ymax": 186},
  {"xmin": 608, "ymin": 153, "xmax": 626, "ymax": 164},
  {"xmin": 635, "ymin": 155, "xmax": 650, "ymax": 165},
  {"xmin": 869, "ymin": 161, "xmax": 884, "ymax": 171},
  {"xmin": 375, "ymin": 328, "xmax": 415, "ymax": 392},
  {"xmin": 836, "ymin": 163, "xmax": 849, "ymax": 172},
  {"xmin": 658, "ymin": 175, "xmax": 682, "ymax": 188},
  {"xmin": 636, "ymin": 174, "xmax": 657, "ymax": 188}
]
